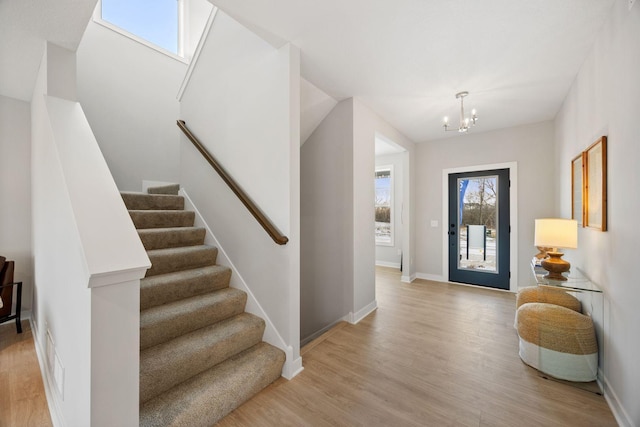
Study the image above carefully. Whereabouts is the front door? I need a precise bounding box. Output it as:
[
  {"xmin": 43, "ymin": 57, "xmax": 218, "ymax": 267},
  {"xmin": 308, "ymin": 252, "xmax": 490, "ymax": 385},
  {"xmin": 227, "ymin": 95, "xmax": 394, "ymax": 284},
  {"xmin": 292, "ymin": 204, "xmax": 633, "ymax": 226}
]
[{"xmin": 448, "ymin": 169, "xmax": 510, "ymax": 290}]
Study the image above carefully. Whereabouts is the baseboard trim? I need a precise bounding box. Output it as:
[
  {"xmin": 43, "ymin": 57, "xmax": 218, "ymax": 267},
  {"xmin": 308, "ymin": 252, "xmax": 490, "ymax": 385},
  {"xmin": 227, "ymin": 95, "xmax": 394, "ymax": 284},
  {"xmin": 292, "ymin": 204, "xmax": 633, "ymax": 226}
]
[
  {"xmin": 31, "ymin": 319, "xmax": 65, "ymax": 427},
  {"xmin": 181, "ymin": 189, "xmax": 302, "ymax": 379},
  {"xmin": 400, "ymin": 274, "xmax": 416, "ymax": 283},
  {"xmin": 416, "ymin": 272, "xmax": 446, "ymax": 282},
  {"xmin": 375, "ymin": 261, "xmax": 401, "ymax": 269},
  {"xmin": 344, "ymin": 300, "xmax": 378, "ymax": 324},
  {"xmin": 603, "ymin": 374, "xmax": 634, "ymax": 427}
]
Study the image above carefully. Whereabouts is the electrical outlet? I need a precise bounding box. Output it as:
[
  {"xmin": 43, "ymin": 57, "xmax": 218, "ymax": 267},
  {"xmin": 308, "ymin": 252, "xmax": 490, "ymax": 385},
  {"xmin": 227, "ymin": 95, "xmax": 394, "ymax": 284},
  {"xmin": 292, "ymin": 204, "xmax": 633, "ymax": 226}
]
[{"xmin": 630, "ymin": 0, "xmax": 636, "ymax": 10}]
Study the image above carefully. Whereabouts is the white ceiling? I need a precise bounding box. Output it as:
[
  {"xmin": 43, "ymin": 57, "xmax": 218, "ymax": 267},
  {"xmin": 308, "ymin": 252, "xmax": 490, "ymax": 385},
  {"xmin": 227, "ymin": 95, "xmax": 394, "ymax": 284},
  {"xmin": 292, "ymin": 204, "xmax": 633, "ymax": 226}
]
[
  {"xmin": 0, "ymin": 0, "xmax": 97, "ymax": 101},
  {"xmin": 211, "ymin": 0, "xmax": 616, "ymax": 142},
  {"xmin": 1, "ymin": 0, "xmax": 616, "ymax": 144}
]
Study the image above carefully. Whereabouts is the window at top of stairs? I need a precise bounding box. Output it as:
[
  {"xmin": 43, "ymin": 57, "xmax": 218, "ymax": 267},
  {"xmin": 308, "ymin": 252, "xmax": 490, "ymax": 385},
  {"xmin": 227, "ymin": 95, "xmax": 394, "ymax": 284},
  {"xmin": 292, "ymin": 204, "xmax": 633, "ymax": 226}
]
[{"xmin": 99, "ymin": 0, "xmax": 181, "ymax": 56}]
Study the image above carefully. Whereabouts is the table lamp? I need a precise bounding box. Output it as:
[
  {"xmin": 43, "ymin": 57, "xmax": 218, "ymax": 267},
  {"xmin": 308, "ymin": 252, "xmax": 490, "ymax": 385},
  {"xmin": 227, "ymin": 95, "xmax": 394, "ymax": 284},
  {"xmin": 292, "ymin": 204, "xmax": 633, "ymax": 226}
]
[{"xmin": 534, "ymin": 218, "xmax": 578, "ymax": 281}]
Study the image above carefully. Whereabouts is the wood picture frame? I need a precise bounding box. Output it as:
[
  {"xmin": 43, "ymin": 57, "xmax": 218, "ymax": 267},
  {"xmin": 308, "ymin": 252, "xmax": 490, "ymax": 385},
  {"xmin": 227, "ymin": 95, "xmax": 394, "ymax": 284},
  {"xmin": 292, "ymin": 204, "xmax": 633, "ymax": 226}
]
[
  {"xmin": 584, "ymin": 136, "xmax": 607, "ymax": 231},
  {"xmin": 571, "ymin": 153, "xmax": 585, "ymax": 226}
]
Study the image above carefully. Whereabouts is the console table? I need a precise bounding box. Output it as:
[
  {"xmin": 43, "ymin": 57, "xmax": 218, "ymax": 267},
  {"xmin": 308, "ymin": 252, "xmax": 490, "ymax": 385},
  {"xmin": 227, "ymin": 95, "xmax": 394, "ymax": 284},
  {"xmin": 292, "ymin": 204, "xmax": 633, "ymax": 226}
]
[{"xmin": 529, "ymin": 259, "xmax": 604, "ymax": 392}]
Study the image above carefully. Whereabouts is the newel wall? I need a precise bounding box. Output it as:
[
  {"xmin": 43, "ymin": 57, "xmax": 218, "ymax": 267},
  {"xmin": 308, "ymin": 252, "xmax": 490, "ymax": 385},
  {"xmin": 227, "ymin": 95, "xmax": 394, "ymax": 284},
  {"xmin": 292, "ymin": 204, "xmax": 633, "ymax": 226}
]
[
  {"xmin": 31, "ymin": 43, "xmax": 150, "ymax": 427},
  {"xmin": 178, "ymin": 11, "xmax": 302, "ymax": 377}
]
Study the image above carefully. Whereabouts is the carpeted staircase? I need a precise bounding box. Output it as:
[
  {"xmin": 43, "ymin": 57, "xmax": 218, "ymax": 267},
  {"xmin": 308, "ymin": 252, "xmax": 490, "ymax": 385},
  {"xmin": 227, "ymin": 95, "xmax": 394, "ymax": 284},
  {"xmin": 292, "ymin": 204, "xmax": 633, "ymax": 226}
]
[{"xmin": 121, "ymin": 184, "xmax": 285, "ymax": 427}]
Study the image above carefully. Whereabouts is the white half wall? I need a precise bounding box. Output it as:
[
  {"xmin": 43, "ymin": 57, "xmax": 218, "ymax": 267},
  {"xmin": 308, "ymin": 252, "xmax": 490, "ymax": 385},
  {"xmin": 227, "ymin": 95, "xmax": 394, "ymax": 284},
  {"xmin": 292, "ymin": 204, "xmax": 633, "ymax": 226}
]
[
  {"xmin": 77, "ymin": 20, "xmax": 187, "ymax": 191},
  {"xmin": 31, "ymin": 43, "xmax": 149, "ymax": 427},
  {"xmin": 178, "ymin": 10, "xmax": 301, "ymax": 375},
  {"xmin": 415, "ymin": 121, "xmax": 556, "ymax": 289},
  {"xmin": 0, "ymin": 95, "xmax": 32, "ymax": 311},
  {"xmin": 554, "ymin": 1, "xmax": 640, "ymax": 424}
]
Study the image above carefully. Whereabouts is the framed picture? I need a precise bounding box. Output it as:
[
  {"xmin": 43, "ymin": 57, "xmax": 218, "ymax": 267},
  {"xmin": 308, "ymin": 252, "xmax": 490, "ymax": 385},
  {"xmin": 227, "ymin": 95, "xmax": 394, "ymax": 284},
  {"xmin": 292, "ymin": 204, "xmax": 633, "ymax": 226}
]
[
  {"xmin": 584, "ymin": 136, "xmax": 607, "ymax": 231},
  {"xmin": 571, "ymin": 153, "xmax": 585, "ymax": 226}
]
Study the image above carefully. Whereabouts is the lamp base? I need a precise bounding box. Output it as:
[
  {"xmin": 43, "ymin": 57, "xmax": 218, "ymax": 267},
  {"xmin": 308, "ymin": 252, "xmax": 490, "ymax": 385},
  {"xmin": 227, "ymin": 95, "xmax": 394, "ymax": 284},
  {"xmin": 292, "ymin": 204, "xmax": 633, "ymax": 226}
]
[{"xmin": 540, "ymin": 251, "xmax": 570, "ymax": 281}]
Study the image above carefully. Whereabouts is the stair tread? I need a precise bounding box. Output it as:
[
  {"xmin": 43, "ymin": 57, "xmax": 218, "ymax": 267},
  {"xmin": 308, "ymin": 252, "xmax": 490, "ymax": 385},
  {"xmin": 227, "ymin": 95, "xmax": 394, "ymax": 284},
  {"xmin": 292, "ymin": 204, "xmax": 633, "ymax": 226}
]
[
  {"xmin": 140, "ymin": 265, "xmax": 231, "ymax": 308},
  {"xmin": 121, "ymin": 192, "xmax": 184, "ymax": 210},
  {"xmin": 138, "ymin": 227, "xmax": 206, "ymax": 250},
  {"xmin": 140, "ymin": 342, "xmax": 285, "ymax": 427},
  {"xmin": 130, "ymin": 210, "xmax": 195, "ymax": 229},
  {"xmin": 140, "ymin": 287, "xmax": 247, "ymax": 350},
  {"xmin": 145, "ymin": 245, "xmax": 218, "ymax": 277},
  {"xmin": 140, "ymin": 313, "xmax": 266, "ymax": 403}
]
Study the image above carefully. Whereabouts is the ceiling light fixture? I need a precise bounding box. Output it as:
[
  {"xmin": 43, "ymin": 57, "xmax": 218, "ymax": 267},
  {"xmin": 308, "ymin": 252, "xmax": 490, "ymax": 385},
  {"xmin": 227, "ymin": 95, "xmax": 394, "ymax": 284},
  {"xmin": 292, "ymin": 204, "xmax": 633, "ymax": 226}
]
[{"xmin": 443, "ymin": 91, "xmax": 478, "ymax": 133}]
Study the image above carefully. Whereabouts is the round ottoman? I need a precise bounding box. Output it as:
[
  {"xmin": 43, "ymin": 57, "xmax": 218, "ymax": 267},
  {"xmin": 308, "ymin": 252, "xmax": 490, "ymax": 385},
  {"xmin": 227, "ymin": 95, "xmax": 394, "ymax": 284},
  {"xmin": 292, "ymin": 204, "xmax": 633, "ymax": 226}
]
[
  {"xmin": 516, "ymin": 286, "xmax": 582, "ymax": 312},
  {"xmin": 516, "ymin": 302, "xmax": 598, "ymax": 382}
]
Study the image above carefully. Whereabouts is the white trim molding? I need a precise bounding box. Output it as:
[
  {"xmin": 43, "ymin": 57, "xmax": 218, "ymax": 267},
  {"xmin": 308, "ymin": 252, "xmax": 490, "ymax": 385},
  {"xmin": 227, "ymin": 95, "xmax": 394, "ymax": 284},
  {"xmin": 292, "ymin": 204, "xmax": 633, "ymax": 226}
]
[
  {"xmin": 181, "ymin": 189, "xmax": 302, "ymax": 380},
  {"xmin": 375, "ymin": 260, "xmax": 401, "ymax": 269},
  {"xmin": 344, "ymin": 300, "xmax": 378, "ymax": 324},
  {"xmin": 177, "ymin": 6, "xmax": 218, "ymax": 101},
  {"xmin": 603, "ymin": 375, "xmax": 634, "ymax": 427}
]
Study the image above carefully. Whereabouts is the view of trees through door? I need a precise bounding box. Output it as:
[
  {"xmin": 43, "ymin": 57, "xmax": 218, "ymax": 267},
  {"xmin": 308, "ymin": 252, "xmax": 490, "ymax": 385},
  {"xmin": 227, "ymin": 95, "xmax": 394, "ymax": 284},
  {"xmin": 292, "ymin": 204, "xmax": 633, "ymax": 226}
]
[{"xmin": 459, "ymin": 177, "xmax": 497, "ymax": 271}]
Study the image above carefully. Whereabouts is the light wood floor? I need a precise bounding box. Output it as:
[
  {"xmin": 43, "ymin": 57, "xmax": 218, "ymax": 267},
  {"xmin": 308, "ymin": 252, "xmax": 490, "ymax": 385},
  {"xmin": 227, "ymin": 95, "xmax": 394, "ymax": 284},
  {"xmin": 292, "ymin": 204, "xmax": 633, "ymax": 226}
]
[
  {"xmin": 0, "ymin": 269, "xmax": 617, "ymax": 426},
  {"xmin": 0, "ymin": 320, "xmax": 52, "ymax": 427},
  {"xmin": 219, "ymin": 267, "xmax": 617, "ymax": 427}
]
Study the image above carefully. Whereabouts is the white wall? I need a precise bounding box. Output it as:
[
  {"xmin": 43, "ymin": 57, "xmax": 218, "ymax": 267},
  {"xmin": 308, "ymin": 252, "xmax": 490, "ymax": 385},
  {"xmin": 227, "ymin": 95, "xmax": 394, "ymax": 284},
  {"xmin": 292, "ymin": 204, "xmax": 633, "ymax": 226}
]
[
  {"xmin": 0, "ymin": 95, "xmax": 32, "ymax": 311},
  {"xmin": 77, "ymin": 21, "xmax": 187, "ymax": 191},
  {"xmin": 300, "ymin": 78, "xmax": 338, "ymax": 144},
  {"xmin": 554, "ymin": 1, "xmax": 640, "ymax": 424},
  {"xmin": 181, "ymin": 0, "xmax": 214, "ymax": 61},
  {"xmin": 301, "ymin": 99, "xmax": 354, "ymax": 342},
  {"xmin": 353, "ymin": 99, "xmax": 416, "ymax": 285},
  {"xmin": 179, "ymin": 11, "xmax": 301, "ymax": 376},
  {"xmin": 301, "ymin": 98, "xmax": 416, "ymax": 342},
  {"xmin": 375, "ymin": 152, "xmax": 404, "ymax": 268},
  {"xmin": 415, "ymin": 121, "xmax": 556, "ymax": 288},
  {"xmin": 31, "ymin": 43, "xmax": 149, "ymax": 427}
]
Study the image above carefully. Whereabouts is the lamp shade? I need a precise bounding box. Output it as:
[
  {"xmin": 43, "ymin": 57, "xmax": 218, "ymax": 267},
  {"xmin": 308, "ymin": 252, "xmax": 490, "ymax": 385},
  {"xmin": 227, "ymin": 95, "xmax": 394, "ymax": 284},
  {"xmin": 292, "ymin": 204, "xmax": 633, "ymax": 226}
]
[{"xmin": 534, "ymin": 218, "xmax": 578, "ymax": 249}]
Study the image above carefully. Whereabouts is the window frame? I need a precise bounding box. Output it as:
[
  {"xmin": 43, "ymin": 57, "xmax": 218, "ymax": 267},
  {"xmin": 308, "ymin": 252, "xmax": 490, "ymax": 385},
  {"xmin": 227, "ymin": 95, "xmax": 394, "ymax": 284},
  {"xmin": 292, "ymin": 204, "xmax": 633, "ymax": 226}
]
[
  {"xmin": 375, "ymin": 165, "xmax": 394, "ymax": 247},
  {"xmin": 93, "ymin": 0, "xmax": 188, "ymax": 64}
]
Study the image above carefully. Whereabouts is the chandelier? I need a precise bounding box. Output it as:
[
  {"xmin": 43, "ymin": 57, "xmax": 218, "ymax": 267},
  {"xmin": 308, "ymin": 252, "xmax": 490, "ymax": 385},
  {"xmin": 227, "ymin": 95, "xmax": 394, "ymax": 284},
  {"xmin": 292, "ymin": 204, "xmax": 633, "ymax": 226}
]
[{"xmin": 443, "ymin": 91, "xmax": 478, "ymax": 133}]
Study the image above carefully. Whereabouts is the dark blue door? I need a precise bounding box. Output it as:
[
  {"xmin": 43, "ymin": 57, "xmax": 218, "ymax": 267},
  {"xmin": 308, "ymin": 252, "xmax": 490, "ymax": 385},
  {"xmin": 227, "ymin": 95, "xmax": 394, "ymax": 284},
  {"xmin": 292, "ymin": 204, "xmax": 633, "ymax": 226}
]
[{"xmin": 448, "ymin": 169, "xmax": 510, "ymax": 290}]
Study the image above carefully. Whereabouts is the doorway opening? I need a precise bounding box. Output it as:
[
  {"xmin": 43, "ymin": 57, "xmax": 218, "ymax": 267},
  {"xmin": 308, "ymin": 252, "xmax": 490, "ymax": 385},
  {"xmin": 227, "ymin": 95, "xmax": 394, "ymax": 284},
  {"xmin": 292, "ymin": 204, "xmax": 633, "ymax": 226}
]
[{"xmin": 442, "ymin": 162, "xmax": 518, "ymax": 291}]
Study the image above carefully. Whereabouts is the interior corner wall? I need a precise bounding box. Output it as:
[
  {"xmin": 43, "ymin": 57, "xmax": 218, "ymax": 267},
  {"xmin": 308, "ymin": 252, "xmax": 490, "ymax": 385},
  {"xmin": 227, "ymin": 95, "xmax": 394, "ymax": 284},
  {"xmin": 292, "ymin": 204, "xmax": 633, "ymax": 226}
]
[
  {"xmin": 353, "ymin": 99, "xmax": 416, "ymax": 291},
  {"xmin": 178, "ymin": 10, "xmax": 298, "ymax": 352},
  {"xmin": 554, "ymin": 0, "xmax": 640, "ymax": 424},
  {"xmin": 76, "ymin": 21, "xmax": 187, "ymax": 191},
  {"xmin": 415, "ymin": 121, "xmax": 556, "ymax": 288},
  {"xmin": 375, "ymin": 152, "xmax": 404, "ymax": 267},
  {"xmin": 0, "ymin": 95, "xmax": 33, "ymax": 311},
  {"xmin": 301, "ymin": 99, "xmax": 354, "ymax": 342}
]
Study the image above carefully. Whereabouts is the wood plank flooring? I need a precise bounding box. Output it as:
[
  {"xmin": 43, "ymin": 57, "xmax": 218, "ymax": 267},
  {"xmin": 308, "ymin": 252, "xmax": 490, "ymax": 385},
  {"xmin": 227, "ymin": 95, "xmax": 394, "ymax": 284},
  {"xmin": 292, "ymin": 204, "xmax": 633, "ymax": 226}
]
[
  {"xmin": 0, "ymin": 320, "xmax": 52, "ymax": 427},
  {"xmin": 219, "ymin": 267, "xmax": 617, "ymax": 427},
  {"xmin": 0, "ymin": 268, "xmax": 617, "ymax": 426}
]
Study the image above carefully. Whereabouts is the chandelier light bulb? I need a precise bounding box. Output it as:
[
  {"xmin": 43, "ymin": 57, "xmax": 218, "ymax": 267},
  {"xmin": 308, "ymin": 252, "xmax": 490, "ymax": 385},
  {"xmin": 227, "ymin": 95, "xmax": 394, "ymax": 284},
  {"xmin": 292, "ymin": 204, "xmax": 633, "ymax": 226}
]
[{"xmin": 442, "ymin": 91, "xmax": 478, "ymax": 133}]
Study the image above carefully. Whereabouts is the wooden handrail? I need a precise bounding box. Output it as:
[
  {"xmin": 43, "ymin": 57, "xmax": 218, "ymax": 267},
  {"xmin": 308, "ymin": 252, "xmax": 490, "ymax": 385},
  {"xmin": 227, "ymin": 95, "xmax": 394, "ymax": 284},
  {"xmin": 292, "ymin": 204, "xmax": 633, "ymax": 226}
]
[{"xmin": 177, "ymin": 120, "xmax": 289, "ymax": 245}]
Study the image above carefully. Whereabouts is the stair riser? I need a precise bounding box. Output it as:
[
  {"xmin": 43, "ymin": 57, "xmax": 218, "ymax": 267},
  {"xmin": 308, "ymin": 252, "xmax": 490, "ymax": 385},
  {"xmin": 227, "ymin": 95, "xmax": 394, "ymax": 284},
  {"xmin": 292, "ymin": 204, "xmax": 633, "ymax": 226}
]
[
  {"xmin": 121, "ymin": 193, "xmax": 184, "ymax": 210},
  {"xmin": 146, "ymin": 247, "xmax": 217, "ymax": 277},
  {"xmin": 130, "ymin": 211, "xmax": 195, "ymax": 229},
  {"xmin": 140, "ymin": 343, "xmax": 285, "ymax": 427},
  {"xmin": 139, "ymin": 228, "xmax": 206, "ymax": 250},
  {"xmin": 140, "ymin": 290, "xmax": 247, "ymax": 350},
  {"xmin": 147, "ymin": 184, "xmax": 180, "ymax": 195},
  {"xmin": 140, "ymin": 266, "xmax": 232, "ymax": 310},
  {"xmin": 140, "ymin": 315, "xmax": 266, "ymax": 403}
]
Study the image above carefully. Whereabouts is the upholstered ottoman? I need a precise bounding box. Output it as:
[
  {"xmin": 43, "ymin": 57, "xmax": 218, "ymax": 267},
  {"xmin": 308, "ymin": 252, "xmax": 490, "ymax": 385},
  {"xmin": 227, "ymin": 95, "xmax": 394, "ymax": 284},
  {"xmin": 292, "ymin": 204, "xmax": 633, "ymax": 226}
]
[
  {"xmin": 516, "ymin": 286, "xmax": 582, "ymax": 312},
  {"xmin": 516, "ymin": 302, "xmax": 598, "ymax": 382}
]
